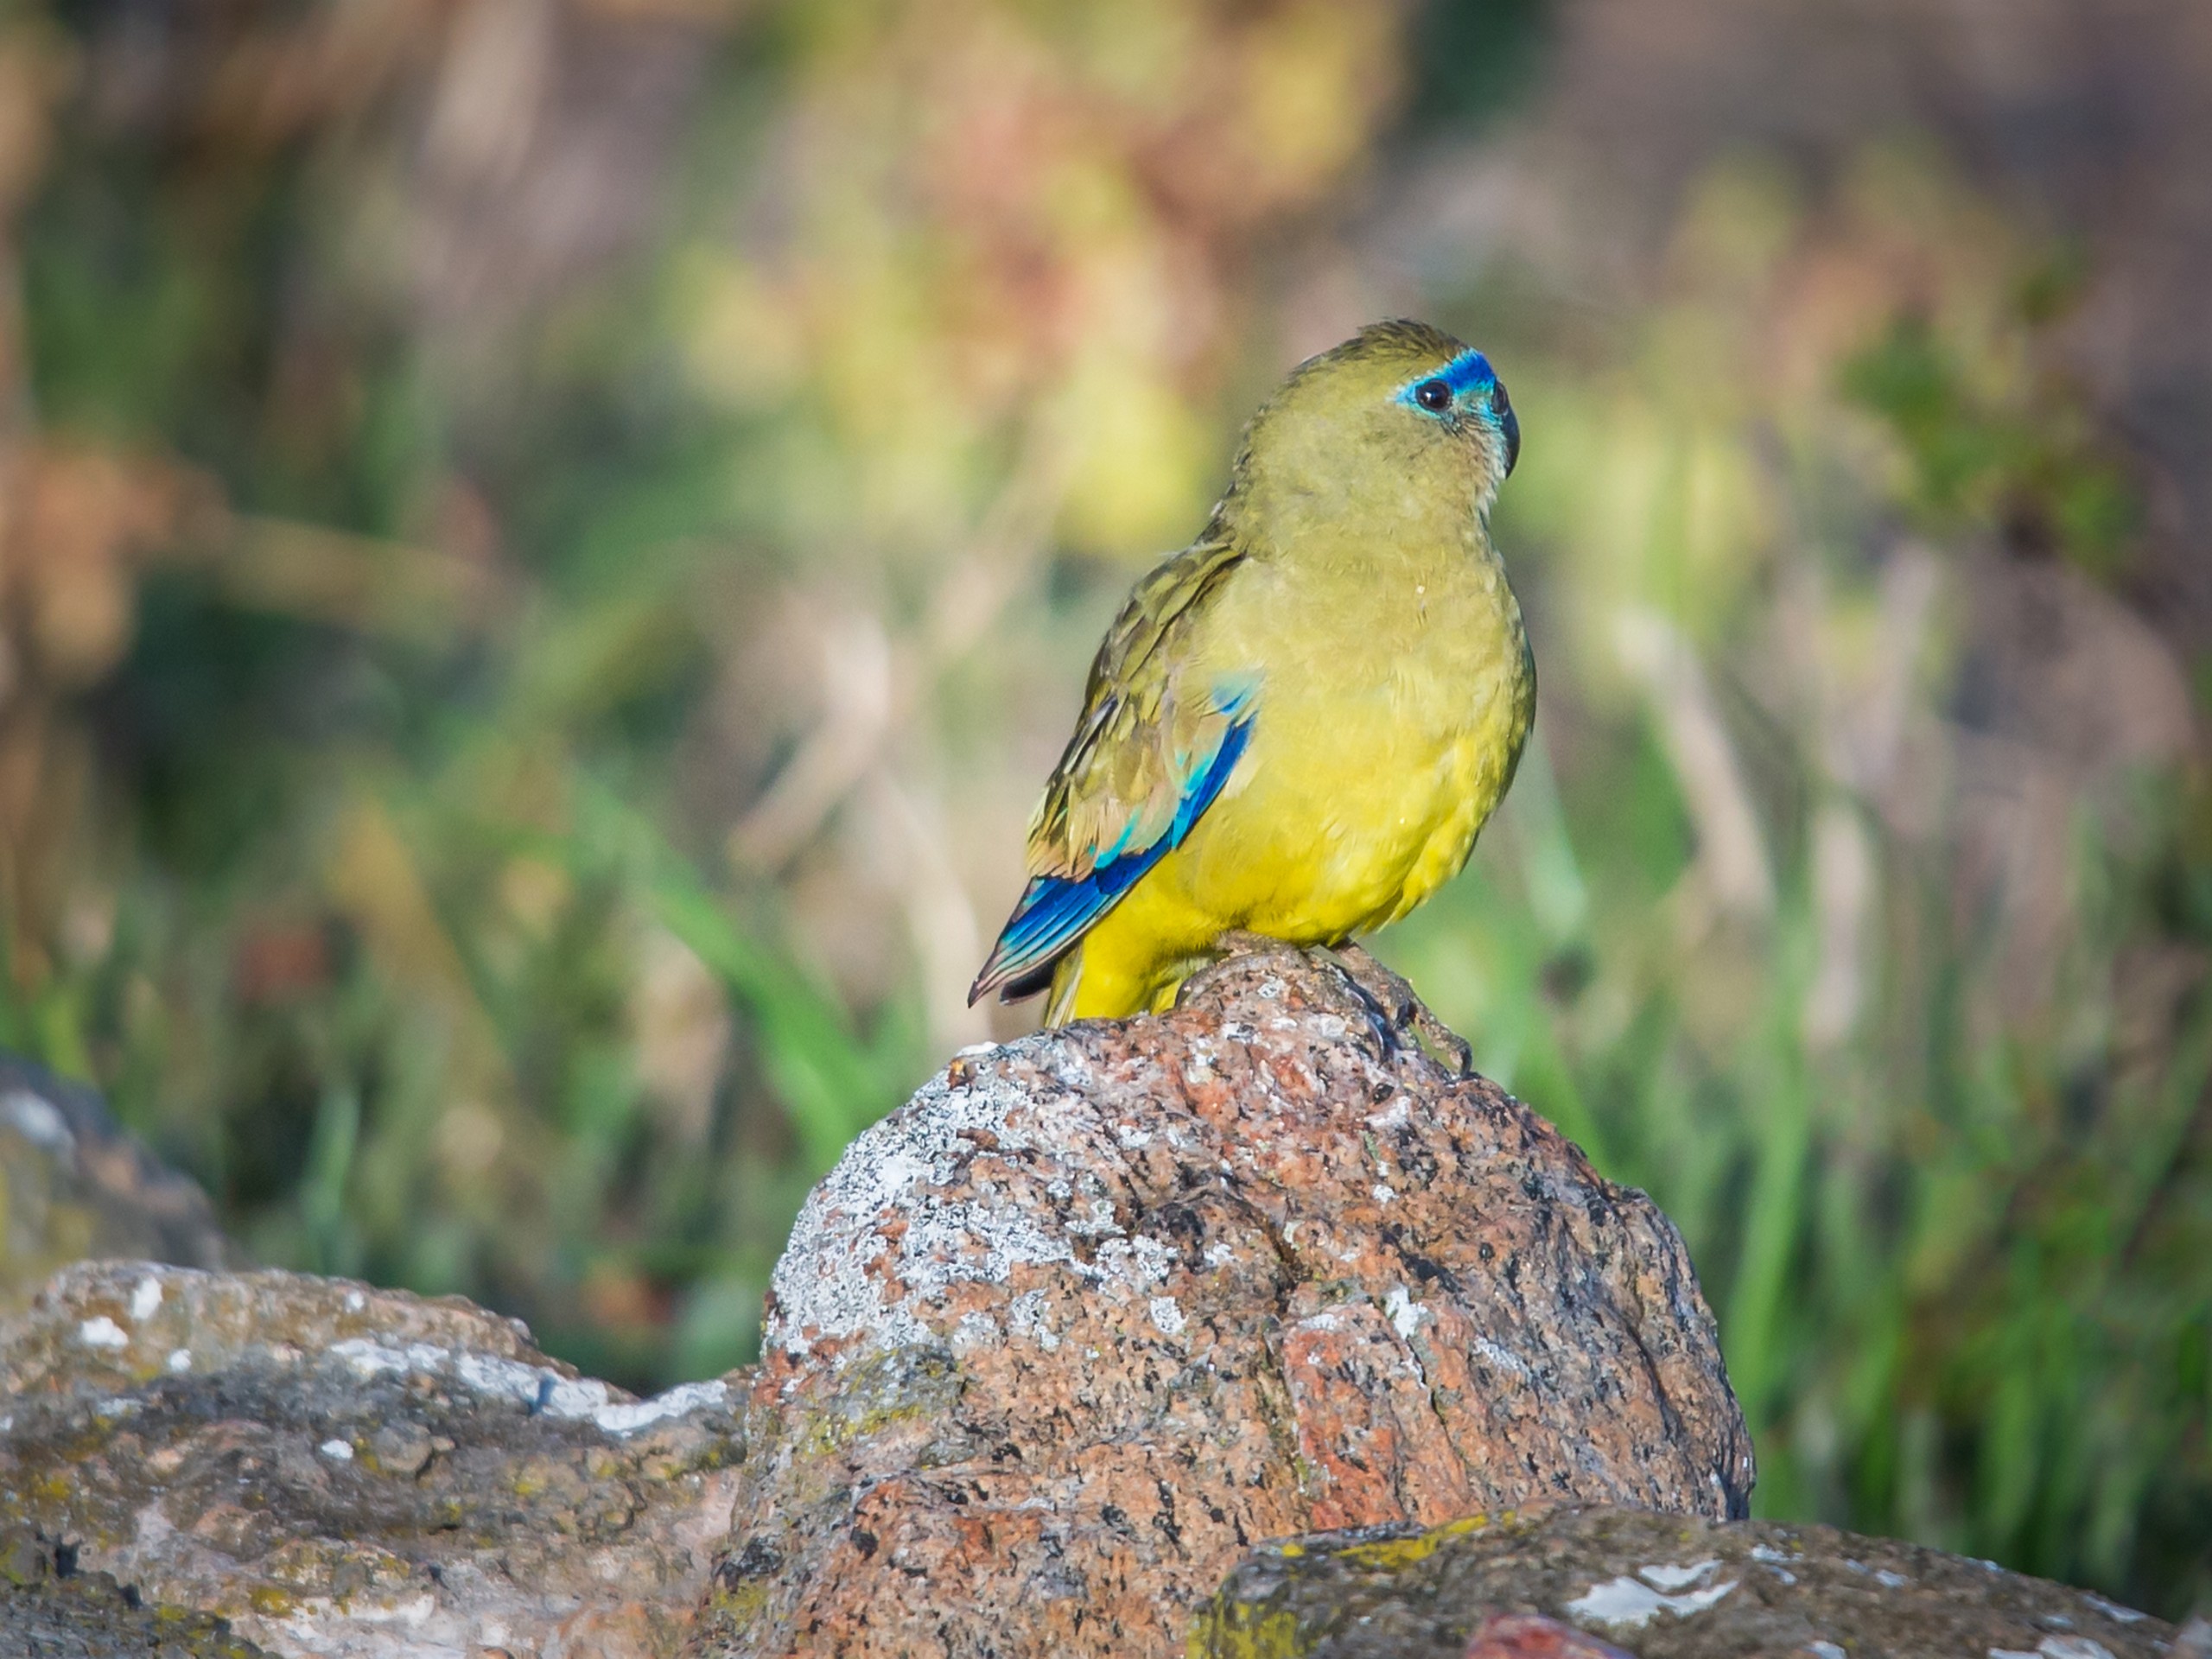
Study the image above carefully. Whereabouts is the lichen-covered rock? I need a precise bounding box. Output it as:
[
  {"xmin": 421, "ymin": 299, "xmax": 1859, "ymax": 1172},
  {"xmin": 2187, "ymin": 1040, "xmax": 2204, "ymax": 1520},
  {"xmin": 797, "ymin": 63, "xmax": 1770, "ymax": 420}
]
[
  {"xmin": 1192, "ymin": 1506, "xmax": 2172, "ymax": 1658},
  {"xmin": 0, "ymin": 1056, "xmax": 232, "ymax": 1315},
  {"xmin": 701, "ymin": 946, "xmax": 1752, "ymax": 1658},
  {"xmin": 0, "ymin": 1531, "xmax": 272, "ymax": 1658},
  {"xmin": 0, "ymin": 1262, "xmax": 745, "ymax": 1658}
]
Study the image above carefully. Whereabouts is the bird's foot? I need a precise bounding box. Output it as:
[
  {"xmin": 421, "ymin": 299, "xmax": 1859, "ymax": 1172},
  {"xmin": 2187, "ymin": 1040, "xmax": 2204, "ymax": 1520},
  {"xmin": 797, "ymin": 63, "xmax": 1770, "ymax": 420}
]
[
  {"xmin": 1206, "ymin": 931, "xmax": 1474, "ymax": 1076},
  {"xmin": 1328, "ymin": 941, "xmax": 1475, "ymax": 1077}
]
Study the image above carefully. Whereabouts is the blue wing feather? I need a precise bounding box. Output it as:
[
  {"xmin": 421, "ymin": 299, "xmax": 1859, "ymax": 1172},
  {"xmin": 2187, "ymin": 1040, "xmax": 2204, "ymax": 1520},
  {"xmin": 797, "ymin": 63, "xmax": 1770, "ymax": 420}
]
[{"xmin": 973, "ymin": 707, "xmax": 1254, "ymax": 1001}]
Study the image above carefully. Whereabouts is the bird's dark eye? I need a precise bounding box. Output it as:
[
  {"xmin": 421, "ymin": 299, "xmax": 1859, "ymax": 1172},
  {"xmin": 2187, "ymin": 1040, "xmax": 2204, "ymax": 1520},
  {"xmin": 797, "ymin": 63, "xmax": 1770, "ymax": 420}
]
[
  {"xmin": 1414, "ymin": 378, "xmax": 1452, "ymax": 412},
  {"xmin": 1491, "ymin": 379, "xmax": 1511, "ymax": 419}
]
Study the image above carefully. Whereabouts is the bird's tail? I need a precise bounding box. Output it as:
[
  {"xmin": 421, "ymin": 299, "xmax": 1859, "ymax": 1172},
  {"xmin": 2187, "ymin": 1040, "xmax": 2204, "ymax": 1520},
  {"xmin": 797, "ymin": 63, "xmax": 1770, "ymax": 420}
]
[{"xmin": 1043, "ymin": 950, "xmax": 1084, "ymax": 1027}]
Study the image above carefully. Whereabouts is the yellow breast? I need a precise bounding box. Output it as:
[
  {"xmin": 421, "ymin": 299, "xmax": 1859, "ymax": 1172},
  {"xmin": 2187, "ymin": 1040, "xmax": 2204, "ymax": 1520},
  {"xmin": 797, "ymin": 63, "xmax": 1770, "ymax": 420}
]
[{"xmin": 1057, "ymin": 542, "xmax": 1533, "ymax": 1020}]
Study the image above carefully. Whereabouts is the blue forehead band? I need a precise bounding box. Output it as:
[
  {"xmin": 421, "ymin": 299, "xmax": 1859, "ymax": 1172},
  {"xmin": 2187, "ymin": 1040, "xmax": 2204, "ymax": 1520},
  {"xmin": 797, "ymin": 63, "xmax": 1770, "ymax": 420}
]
[{"xmin": 1395, "ymin": 348, "xmax": 1497, "ymax": 409}]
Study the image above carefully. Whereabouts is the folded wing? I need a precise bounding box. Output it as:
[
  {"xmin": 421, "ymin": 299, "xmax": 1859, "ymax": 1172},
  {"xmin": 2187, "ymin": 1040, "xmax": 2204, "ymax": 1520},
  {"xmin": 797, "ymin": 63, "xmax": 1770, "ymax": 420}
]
[{"xmin": 970, "ymin": 537, "xmax": 1254, "ymax": 1004}]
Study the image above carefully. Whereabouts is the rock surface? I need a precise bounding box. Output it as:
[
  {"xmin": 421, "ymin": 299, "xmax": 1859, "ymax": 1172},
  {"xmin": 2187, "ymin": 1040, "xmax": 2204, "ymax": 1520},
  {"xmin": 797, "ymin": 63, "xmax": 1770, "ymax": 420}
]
[
  {"xmin": 1194, "ymin": 1513, "xmax": 2177, "ymax": 1654},
  {"xmin": 0, "ymin": 1531, "xmax": 271, "ymax": 1658},
  {"xmin": 1192, "ymin": 1506, "xmax": 2173, "ymax": 1658},
  {"xmin": 0, "ymin": 951, "xmax": 2181, "ymax": 1659},
  {"xmin": 0, "ymin": 1262, "xmax": 743, "ymax": 1658},
  {"xmin": 700, "ymin": 946, "xmax": 1752, "ymax": 1657},
  {"xmin": 0, "ymin": 1056, "xmax": 233, "ymax": 1315}
]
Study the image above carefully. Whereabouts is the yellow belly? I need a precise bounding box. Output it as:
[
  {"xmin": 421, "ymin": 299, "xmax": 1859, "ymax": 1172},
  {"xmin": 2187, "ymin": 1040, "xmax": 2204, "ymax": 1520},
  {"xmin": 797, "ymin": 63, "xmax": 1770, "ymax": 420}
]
[{"xmin": 1051, "ymin": 660, "xmax": 1529, "ymax": 1021}]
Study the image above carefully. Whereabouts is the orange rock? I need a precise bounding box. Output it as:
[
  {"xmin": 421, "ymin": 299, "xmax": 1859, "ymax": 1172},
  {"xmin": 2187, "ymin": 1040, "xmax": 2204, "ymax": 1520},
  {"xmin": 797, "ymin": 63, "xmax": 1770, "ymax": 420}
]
[{"xmin": 706, "ymin": 944, "xmax": 1751, "ymax": 1657}]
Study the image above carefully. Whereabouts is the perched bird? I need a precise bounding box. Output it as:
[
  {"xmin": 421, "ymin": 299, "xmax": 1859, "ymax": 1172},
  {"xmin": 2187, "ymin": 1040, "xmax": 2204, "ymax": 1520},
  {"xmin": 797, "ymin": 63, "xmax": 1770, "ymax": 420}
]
[{"xmin": 971, "ymin": 320, "xmax": 1533, "ymax": 1025}]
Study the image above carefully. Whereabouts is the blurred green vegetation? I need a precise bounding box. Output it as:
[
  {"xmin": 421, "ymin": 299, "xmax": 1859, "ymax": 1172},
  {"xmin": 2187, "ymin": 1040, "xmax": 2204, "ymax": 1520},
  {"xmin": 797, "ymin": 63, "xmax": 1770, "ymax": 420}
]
[
  {"xmin": 0, "ymin": 0, "xmax": 2205, "ymax": 1623},
  {"xmin": 1386, "ymin": 155, "xmax": 2212, "ymax": 1610}
]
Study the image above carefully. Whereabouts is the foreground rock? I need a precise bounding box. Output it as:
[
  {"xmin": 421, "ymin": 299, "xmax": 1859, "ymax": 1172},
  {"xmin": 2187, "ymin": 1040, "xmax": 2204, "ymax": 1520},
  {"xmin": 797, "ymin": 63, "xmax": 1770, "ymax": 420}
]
[
  {"xmin": 0, "ymin": 951, "xmax": 2177, "ymax": 1659},
  {"xmin": 702, "ymin": 947, "xmax": 1753, "ymax": 1656},
  {"xmin": 0, "ymin": 1532, "xmax": 270, "ymax": 1658},
  {"xmin": 0, "ymin": 1262, "xmax": 742, "ymax": 1658},
  {"xmin": 1194, "ymin": 1506, "xmax": 2172, "ymax": 1658},
  {"xmin": 0, "ymin": 1056, "xmax": 232, "ymax": 1315}
]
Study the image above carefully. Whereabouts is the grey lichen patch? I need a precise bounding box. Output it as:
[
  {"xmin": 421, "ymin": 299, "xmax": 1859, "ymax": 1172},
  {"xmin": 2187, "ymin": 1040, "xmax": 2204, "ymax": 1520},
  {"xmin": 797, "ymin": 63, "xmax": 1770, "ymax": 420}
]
[
  {"xmin": 1561, "ymin": 1558, "xmax": 1738, "ymax": 1627},
  {"xmin": 6, "ymin": 1262, "xmax": 731, "ymax": 1440},
  {"xmin": 764, "ymin": 1037, "xmax": 1209, "ymax": 1371},
  {"xmin": 4, "ymin": 1262, "xmax": 543, "ymax": 1400},
  {"xmin": 1194, "ymin": 1507, "xmax": 2171, "ymax": 1659},
  {"xmin": 767, "ymin": 1057, "xmax": 1084, "ymax": 1362},
  {"xmin": 329, "ymin": 1332, "xmax": 733, "ymax": 1436}
]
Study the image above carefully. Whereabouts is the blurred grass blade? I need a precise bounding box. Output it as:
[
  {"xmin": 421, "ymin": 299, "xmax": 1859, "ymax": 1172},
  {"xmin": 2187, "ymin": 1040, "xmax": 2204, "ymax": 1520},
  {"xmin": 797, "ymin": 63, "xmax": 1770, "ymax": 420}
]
[{"xmin": 572, "ymin": 776, "xmax": 903, "ymax": 1173}]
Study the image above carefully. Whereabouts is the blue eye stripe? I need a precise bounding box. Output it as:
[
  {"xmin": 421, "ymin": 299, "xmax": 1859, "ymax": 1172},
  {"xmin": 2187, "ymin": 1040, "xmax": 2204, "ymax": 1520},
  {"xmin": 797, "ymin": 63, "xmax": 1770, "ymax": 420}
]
[{"xmin": 1395, "ymin": 348, "xmax": 1496, "ymax": 410}]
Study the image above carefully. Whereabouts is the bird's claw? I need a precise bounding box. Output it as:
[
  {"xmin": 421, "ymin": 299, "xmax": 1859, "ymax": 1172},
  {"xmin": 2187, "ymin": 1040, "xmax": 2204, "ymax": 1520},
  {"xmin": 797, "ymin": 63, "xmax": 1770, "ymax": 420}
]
[
  {"xmin": 1216, "ymin": 929, "xmax": 1292, "ymax": 960},
  {"xmin": 1328, "ymin": 942, "xmax": 1475, "ymax": 1077},
  {"xmin": 1207, "ymin": 932, "xmax": 1475, "ymax": 1077}
]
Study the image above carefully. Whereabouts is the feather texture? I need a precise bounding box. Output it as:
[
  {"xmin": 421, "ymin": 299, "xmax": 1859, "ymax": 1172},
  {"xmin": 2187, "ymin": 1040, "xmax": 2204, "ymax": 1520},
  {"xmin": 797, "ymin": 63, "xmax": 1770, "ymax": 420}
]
[
  {"xmin": 974, "ymin": 319, "xmax": 1534, "ymax": 1024},
  {"xmin": 969, "ymin": 538, "xmax": 1254, "ymax": 1002}
]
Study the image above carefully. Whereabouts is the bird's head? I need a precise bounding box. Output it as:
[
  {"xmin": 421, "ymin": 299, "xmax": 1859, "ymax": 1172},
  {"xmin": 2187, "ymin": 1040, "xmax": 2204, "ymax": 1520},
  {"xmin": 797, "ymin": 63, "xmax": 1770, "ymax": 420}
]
[{"xmin": 1219, "ymin": 320, "xmax": 1519, "ymax": 553}]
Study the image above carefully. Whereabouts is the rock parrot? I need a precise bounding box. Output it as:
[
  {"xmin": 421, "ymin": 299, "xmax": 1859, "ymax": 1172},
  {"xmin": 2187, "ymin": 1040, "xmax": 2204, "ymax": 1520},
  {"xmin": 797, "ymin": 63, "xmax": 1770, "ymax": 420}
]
[{"xmin": 971, "ymin": 320, "xmax": 1533, "ymax": 1025}]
